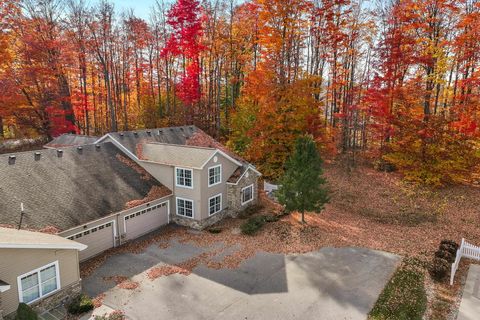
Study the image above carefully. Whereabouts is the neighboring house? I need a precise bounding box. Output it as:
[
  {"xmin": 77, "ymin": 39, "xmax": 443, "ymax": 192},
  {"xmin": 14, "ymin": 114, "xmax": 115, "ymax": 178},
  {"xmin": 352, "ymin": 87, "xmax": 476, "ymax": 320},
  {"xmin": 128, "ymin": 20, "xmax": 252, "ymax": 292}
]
[
  {"xmin": 0, "ymin": 228, "xmax": 86, "ymax": 319},
  {"xmin": 43, "ymin": 134, "xmax": 98, "ymax": 149}
]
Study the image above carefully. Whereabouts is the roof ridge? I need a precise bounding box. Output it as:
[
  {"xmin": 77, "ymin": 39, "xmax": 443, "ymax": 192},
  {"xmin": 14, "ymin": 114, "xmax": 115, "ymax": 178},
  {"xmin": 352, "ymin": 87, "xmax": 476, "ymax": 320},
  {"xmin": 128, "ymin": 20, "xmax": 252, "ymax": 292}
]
[
  {"xmin": 143, "ymin": 141, "xmax": 216, "ymax": 151},
  {"xmin": 0, "ymin": 141, "xmax": 111, "ymax": 158},
  {"xmin": 112, "ymin": 125, "xmax": 198, "ymax": 135}
]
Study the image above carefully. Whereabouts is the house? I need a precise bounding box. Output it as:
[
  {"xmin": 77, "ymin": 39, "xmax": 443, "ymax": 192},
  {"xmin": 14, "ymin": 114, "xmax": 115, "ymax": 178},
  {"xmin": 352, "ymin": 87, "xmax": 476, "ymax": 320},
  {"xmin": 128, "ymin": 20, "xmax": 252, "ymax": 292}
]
[
  {"xmin": 0, "ymin": 228, "xmax": 86, "ymax": 318},
  {"xmin": 0, "ymin": 126, "xmax": 260, "ymax": 316}
]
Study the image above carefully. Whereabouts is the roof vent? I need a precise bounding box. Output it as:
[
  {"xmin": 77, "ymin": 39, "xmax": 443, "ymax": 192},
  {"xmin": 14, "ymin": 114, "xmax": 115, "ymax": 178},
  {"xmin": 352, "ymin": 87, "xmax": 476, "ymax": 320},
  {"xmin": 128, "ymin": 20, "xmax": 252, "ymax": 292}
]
[
  {"xmin": 95, "ymin": 144, "xmax": 101, "ymax": 150},
  {"xmin": 158, "ymin": 130, "xmax": 163, "ymax": 134},
  {"xmin": 169, "ymin": 128, "xmax": 174, "ymax": 131},
  {"xmin": 77, "ymin": 146, "xmax": 83, "ymax": 153},
  {"xmin": 34, "ymin": 152, "xmax": 41, "ymax": 161},
  {"xmin": 180, "ymin": 127, "xmax": 184, "ymax": 131},
  {"xmin": 119, "ymin": 132, "xmax": 124, "ymax": 137},
  {"xmin": 57, "ymin": 149, "xmax": 63, "ymax": 157},
  {"xmin": 146, "ymin": 130, "xmax": 151, "ymax": 136},
  {"xmin": 133, "ymin": 132, "xmax": 138, "ymax": 137},
  {"xmin": 8, "ymin": 155, "xmax": 16, "ymax": 165}
]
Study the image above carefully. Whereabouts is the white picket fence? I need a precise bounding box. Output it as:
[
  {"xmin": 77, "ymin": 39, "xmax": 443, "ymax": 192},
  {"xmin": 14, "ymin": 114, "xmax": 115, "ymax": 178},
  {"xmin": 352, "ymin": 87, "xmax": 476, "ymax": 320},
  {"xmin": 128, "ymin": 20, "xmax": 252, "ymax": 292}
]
[{"xmin": 450, "ymin": 238, "xmax": 480, "ymax": 285}]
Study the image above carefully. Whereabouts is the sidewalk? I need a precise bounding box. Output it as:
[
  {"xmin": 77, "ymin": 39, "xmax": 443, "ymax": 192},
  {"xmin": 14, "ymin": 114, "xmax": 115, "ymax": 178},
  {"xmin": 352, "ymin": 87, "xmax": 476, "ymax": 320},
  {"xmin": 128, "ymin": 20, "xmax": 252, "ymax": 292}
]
[{"xmin": 457, "ymin": 264, "xmax": 480, "ymax": 320}]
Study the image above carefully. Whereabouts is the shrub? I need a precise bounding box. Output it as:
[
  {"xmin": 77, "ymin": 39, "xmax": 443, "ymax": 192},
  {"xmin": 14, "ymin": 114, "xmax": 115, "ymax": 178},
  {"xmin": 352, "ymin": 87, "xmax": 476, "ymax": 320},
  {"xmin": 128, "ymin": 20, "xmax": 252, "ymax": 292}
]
[
  {"xmin": 237, "ymin": 204, "xmax": 264, "ymax": 219},
  {"xmin": 208, "ymin": 227, "xmax": 222, "ymax": 234},
  {"xmin": 264, "ymin": 214, "xmax": 279, "ymax": 223},
  {"xmin": 434, "ymin": 249, "xmax": 454, "ymax": 263},
  {"xmin": 15, "ymin": 303, "xmax": 38, "ymax": 320},
  {"xmin": 429, "ymin": 257, "xmax": 450, "ymax": 282},
  {"xmin": 439, "ymin": 239, "xmax": 459, "ymax": 255},
  {"xmin": 369, "ymin": 263, "xmax": 427, "ymax": 320},
  {"xmin": 240, "ymin": 216, "xmax": 267, "ymax": 235},
  {"xmin": 67, "ymin": 294, "xmax": 94, "ymax": 314}
]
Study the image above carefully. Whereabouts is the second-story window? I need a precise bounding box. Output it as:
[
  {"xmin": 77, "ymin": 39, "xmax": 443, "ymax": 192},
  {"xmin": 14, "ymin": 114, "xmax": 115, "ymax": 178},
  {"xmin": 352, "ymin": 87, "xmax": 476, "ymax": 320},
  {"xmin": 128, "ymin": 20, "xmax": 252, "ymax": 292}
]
[
  {"xmin": 208, "ymin": 165, "xmax": 222, "ymax": 186},
  {"xmin": 176, "ymin": 168, "xmax": 193, "ymax": 188}
]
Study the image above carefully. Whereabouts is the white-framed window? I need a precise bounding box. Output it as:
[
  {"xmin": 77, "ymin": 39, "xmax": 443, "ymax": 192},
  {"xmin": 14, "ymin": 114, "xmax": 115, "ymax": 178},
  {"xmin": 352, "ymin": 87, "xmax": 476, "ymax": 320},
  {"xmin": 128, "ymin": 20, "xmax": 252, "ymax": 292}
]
[
  {"xmin": 241, "ymin": 184, "xmax": 254, "ymax": 205},
  {"xmin": 176, "ymin": 167, "xmax": 193, "ymax": 188},
  {"xmin": 208, "ymin": 164, "xmax": 222, "ymax": 187},
  {"xmin": 208, "ymin": 194, "xmax": 222, "ymax": 216},
  {"xmin": 17, "ymin": 261, "xmax": 60, "ymax": 304},
  {"xmin": 176, "ymin": 197, "xmax": 194, "ymax": 218}
]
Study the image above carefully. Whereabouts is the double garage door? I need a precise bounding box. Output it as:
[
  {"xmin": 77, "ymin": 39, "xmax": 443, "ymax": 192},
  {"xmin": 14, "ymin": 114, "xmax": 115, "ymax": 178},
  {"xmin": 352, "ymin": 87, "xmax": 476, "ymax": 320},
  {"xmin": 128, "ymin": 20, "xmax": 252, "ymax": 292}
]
[{"xmin": 67, "ymin": 201, "xmax": 169, "ymax": 262}]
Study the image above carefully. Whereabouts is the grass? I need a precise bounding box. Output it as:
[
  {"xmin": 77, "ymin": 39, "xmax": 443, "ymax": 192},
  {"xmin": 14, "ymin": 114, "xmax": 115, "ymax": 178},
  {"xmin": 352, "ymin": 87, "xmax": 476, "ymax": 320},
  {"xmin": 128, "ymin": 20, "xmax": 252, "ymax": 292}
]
[{"xmin": 369, "ymin": 259, "xmax": 427, "ymax": 320}]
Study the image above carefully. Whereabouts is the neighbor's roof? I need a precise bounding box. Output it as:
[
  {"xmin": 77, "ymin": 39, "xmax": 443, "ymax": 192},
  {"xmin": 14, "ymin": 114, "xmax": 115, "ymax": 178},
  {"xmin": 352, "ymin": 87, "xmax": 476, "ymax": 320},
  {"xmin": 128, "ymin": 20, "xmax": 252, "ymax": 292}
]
[
  {"xmin": 0, "ymin": 227, "xmax": 87, "ymax": 251},
  {"xmin": 0, "ymin": 142, "xmax": 171, "ymax": 232},
  {"xmin": 98, "ymin": 125, "xmax": 260, "ymax": 182},
  {"xmin": 44, "ymin": 134, "xmax": 98, "ymax": 149},
  {"xmin": 140, "ymin": 143, "xmax": 218, "ymax": 169}
]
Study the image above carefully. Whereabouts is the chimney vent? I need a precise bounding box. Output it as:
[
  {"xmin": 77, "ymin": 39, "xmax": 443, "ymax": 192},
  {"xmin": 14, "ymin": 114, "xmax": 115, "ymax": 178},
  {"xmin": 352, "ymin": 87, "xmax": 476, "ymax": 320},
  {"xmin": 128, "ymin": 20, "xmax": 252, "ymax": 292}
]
[
  {"xmin": 34, "ymin": 152, "xmax": 41, "ymax": 161},
  {"xmin": 8, "ymin": 155, "xmax": 16, "ymax": 165},
  {"xmin": 57, "ymin": 149, "xmax": 63, "ymax": 157}
]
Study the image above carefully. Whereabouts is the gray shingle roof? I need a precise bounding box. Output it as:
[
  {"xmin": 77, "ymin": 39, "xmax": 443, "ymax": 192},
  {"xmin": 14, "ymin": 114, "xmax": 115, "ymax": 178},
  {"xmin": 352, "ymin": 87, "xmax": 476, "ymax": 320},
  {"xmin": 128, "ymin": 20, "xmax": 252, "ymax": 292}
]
[
  {"xmin": 106, "ymin": 125, "xmax": 259, "ymax": 182},
  {"xmin": 44, "ymin": 134, "xmax": 98, "ymax": 149},
  {"xmin": 107, "ymin": 126, "xmax": 198, "ymax": 157},
  {"xmin": 0, "ymin": 142, "xmax": 170, "ymax": 232}
]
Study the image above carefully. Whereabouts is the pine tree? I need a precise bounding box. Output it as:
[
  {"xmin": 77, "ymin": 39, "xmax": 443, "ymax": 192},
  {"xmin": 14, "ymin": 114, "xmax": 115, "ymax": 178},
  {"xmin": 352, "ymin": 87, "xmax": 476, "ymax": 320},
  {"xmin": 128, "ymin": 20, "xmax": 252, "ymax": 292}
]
[{"xmin": 277, "ymin": 135, "xmax": 329, "ymax": 223}]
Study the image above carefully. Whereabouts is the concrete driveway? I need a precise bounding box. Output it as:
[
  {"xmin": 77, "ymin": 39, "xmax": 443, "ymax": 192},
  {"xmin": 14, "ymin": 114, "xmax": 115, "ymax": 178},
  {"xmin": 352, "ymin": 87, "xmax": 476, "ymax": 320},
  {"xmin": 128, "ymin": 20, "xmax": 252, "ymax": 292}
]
[{"xmin": 82, "ymin": 234, "xmax": 400, "ymax": 320}]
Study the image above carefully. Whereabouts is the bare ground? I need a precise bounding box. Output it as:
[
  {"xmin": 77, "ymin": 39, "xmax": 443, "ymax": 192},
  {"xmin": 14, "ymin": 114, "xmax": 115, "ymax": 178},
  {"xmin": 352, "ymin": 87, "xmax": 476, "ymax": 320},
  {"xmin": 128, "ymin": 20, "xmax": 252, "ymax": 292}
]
[{"xmin": 81, "ymin": 162, "xmax": 479, "ymax": 319}]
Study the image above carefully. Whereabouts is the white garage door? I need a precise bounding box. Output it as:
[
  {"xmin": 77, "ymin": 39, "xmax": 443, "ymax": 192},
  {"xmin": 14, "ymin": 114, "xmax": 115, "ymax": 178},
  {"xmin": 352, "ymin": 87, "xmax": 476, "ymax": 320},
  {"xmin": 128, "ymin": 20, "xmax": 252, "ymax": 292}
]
[
  {"xmin": 67, "ymin": 221, "xmax": 116, "ymax": 262},
  {"xmin": 124, "ymin": 201, "xmax": 169, "ymax": 240}
]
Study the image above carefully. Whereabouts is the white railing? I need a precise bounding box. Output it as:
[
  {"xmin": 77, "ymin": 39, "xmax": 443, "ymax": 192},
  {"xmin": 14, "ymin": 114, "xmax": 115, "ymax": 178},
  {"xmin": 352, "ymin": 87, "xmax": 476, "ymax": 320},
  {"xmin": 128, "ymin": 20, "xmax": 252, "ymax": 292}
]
[
  {"xmin": 264, "ymin": 181, "xmax": 279, "ymax": 196},
  {"xmin": 450, "ymin": 238, "xmax": 480, "ymax": 285}
]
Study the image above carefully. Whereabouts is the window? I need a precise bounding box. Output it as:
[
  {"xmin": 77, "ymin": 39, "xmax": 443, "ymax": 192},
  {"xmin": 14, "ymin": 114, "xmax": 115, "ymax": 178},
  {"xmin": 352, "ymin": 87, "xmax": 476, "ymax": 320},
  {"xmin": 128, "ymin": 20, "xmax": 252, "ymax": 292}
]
[
  {"xmin": 176, "ymin": 168, "xmax": 193, "ymax": 188},
  {"xmin": 176, "ymin": 198, "xmax": 194, "ymax": 218},
  {"xmin": 18, "ymin": 261, "xmax": 60, "ymax": 304},
  {"xmin": 209, "ymin": 194, "xmax": 222, "ymax": 216},
  {"xmin": 208, "ymin": 165, "xmax": 222, "ymax": 186},
  {"xmin": 241, "ymin": 184, "xmax": 254, "ymax": 205}
]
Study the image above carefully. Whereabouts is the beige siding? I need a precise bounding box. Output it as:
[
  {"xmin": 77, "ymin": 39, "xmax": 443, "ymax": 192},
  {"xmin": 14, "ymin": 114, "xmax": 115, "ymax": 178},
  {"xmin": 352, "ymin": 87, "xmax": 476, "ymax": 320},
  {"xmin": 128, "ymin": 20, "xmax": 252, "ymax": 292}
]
[
  {"xmin": 0, "ymin": 248, "xmax": 79, "ymax": 316},
  {"xmin": 200, "ymin": 154, "xmax": 239, "ymax": 220},
  {"xmin": 140, "ymin": 162, "xmax": 174, "ymax": 189}
]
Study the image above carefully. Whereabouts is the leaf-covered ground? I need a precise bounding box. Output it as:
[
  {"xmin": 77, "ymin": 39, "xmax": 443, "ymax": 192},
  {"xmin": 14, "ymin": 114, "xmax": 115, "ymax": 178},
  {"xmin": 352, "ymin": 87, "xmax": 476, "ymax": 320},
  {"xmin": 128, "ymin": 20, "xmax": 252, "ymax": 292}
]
[{"xmin": 81, "ymin": 162, "xmax": 479, "ymax": 319}]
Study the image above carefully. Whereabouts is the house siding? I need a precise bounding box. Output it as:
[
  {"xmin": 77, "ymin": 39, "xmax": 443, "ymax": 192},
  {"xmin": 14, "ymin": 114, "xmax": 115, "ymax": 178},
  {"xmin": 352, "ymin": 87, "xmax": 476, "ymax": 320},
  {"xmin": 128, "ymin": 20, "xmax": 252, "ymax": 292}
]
[{"xmin": 0, "ymin": 248, "xmax": 80, "ymax": 317}]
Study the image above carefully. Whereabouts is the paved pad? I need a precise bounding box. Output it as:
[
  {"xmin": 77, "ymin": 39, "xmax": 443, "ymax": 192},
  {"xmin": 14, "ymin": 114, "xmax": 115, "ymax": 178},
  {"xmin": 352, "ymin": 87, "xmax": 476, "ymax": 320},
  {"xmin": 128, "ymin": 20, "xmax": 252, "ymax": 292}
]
[
  {"xmin": 83, "ymin": 241, "xmax": 400, "ymax": 320},
  {"xmin": 457, "ymin": 264, "xmax": 480, "ymax": 320}
]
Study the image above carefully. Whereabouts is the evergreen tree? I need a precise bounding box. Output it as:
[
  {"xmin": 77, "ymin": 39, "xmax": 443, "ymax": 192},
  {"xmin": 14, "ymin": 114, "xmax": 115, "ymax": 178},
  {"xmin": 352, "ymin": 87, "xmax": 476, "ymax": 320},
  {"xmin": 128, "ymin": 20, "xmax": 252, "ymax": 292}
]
[{"xmin": 277, "ymin": 135, "xmax": 329, "ymax": 223}]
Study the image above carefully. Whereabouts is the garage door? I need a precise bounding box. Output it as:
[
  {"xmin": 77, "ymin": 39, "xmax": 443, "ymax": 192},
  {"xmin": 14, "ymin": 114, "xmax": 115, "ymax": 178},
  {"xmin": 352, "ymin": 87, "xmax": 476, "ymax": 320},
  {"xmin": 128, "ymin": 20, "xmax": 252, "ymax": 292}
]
[
  {"xmin": 124, "ymin": 201, "xmax": 169, "ymax": 240},
  {"xmin": 66, "ymin": 221, "xmax": 116, "ymax": 262}
]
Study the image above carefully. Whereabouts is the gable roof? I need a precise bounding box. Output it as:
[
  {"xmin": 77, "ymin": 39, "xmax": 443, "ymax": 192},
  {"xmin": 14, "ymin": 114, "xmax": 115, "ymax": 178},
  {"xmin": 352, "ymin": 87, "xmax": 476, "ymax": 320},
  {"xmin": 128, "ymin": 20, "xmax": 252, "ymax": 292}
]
[
  {"xmin": 0, "ymin": 142, "xmax": 171, "ymax": 232},
  {"xmin": 97, "ymin": 126, "xmax": 198, "ymax": 157},
  {"xmin": 97, "ymin": 125, "xmax": 260, "ymax": 181},
  {"xmin": 0, "ymin": 227, "xmax": 87, "ymax": 251},
  {"xmin": 44, "ymin": 134, "xmax": 98, "ymax": 149},
  {"xmin": 140, "ymin": 143, "xmax": 218, "ymax": 169}
]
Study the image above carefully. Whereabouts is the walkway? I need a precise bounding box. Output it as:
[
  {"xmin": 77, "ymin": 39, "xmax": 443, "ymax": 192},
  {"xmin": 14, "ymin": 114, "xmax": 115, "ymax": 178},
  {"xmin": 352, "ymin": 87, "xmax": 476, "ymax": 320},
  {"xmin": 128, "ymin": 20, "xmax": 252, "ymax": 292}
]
[{"xmin": 457, "ymin": 264, "xmax": 480, "ymax": 320}]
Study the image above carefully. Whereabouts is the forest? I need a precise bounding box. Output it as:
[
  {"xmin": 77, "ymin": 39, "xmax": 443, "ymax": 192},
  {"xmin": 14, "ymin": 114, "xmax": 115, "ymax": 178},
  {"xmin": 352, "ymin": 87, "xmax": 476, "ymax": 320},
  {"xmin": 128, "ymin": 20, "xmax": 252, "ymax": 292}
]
[{"xmin": 1, "ymin": 0, "xmax": 480, "ymax": 185}]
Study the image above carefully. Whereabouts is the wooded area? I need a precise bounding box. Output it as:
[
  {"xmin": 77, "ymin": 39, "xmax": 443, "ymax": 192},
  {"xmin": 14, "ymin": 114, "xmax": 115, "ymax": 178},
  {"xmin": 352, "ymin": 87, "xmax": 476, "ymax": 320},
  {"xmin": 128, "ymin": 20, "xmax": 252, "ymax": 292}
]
[{"xmin": 1, "ymin": 0, "xmax": 480, "ymax": 185}]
